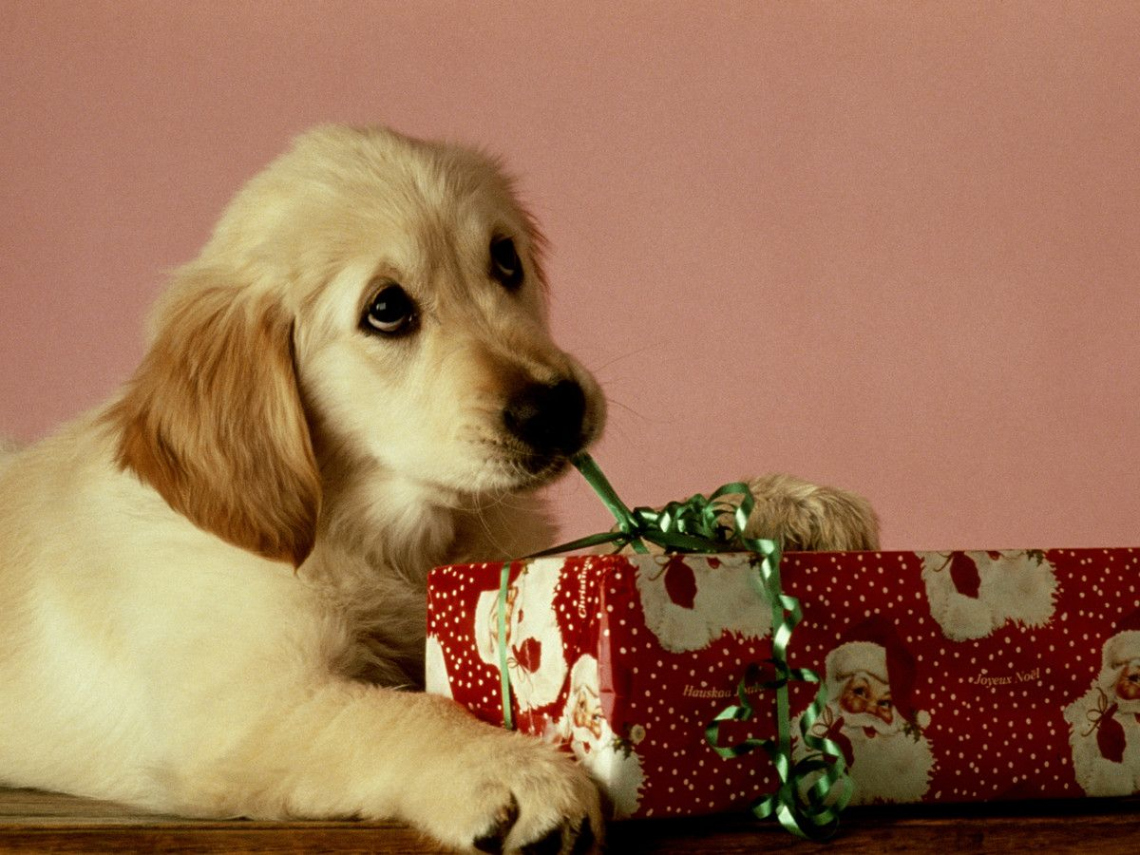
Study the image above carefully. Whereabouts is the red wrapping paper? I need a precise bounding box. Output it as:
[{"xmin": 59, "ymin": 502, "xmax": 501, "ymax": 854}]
[{"xmin": 425, "ymin": 548, "xmax": 1140, "ymax": 818}]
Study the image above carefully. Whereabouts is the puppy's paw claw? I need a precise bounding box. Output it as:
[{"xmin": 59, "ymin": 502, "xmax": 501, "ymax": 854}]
[
  {"xmin": 519, "ymin": 826, "xmax": 563, "ymax": 855},
  {"xmin": 518, "ymin": 817, "xmax": 596, "ymax": 855},
  {"xmin": 568, "ymin": 820, "xmax": 596, "ymax": 855},
  {"xmin": 473, "ymin": 794, "xmax": 519, "ymax": 853},
  {"xmin": 417, "ymin": 728, "xmax": 602, "ymax": 855}
]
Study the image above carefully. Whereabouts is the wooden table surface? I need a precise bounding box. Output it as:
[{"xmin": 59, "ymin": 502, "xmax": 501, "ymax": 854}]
[
  {"xmin": 1, "ymin": 787, "xmax": 1137, "ymax": 854},
  {"xmin": 0, "ymin": 788, "xmax": 1135, "ymax": 855}
]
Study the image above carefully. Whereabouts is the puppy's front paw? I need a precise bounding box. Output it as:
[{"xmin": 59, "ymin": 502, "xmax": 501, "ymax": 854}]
[
  {"xmin": 411, "ymin": 730, "xmax": 602, "ymax": 854},
  {"xmin": 741, "ymin": 473, "xmax": 880, "ymax": 551}
]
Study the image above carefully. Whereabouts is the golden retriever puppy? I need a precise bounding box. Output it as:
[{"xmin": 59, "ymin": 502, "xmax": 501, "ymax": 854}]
[{"xmin": 0, "ymin": 124, "xmax": 878, "ymax": 853}]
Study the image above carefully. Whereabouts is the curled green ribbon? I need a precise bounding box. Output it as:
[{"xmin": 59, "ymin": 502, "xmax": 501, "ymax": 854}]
[
  {"xmin": 496, "ymin": 453, "xmax": 851, "ymax": 838},
  {"xmin": 532, "ymin": 454, "xmax": 759, "ymax": 557},
  {"xmin": 704, "ymin": 547, "xmax": 853, "ymax": 839}
]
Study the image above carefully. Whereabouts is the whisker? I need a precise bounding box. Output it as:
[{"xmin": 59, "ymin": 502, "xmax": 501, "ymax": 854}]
[
  {"xmin": 587, "ymin": 340, "xmax": 667, "ymax": 376},
  {"xmin": 603, "ymin": 393, "xmax": 668, "ymax": 426}
]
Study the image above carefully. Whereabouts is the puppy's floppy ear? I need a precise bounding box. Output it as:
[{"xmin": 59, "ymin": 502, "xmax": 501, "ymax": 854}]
[{"xmin": 108, "ymin": 270, "xmax": 320, "ymax": 567}]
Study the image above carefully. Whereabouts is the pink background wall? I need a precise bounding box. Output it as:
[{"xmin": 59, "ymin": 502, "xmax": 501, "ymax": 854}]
[{"xmin": 3, "ymin": 2, "xmax": 1138, "ymax": 550}]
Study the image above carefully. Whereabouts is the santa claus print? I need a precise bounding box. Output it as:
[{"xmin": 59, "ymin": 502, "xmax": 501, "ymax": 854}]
[
  {"xmin": 550, "ymin": 654, "xmax": 644, "ymax": 818},
  {"xmin": 794, "ymin": 615, "xmax": 934, "ymax": 805},
  {"xmin": 1064, "ymin": 609, "xmax": 1140, "ymax": 797},
  {"xmin": 636, "ymin": 553, "xmax": 772, "ymax": 653},
  {"xmin": 921, "ymin": 550, "xmax": 1056, "ymax": 641},
  {"xmin": 474, "ymin": 563, "xmax": 567, "ymax": 713}
]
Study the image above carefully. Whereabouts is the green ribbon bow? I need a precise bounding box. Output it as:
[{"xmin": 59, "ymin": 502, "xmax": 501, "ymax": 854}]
[
  {"xmin": 532, "ymin": 453, "xmax": 761, "ymax": 557},
  {"xmin": 496, "ymin": 453, "xmax": 851, "ymax": 839}
]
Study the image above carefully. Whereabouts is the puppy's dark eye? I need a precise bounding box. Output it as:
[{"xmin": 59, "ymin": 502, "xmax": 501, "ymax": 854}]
[
  {"xmin": 490, "ymin": 237, "xmax": 523, "ymax": 290},
  {"xmin": 361, "ymin": 284, "xmax": 417, "ymax": 336}
]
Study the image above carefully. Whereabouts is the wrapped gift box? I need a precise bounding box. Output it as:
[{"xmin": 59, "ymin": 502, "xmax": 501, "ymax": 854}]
[{"xmin": 425, "ymin": 548, "xmax": 1140, "ymax": 819}]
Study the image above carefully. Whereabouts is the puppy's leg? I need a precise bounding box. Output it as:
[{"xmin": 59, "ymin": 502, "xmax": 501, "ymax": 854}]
[
  {"xmin": 739, "ymin": 474, "xmax": 880, "ymax": 551},
  {"xmin": 163, "ymin": 683, "xmax": 601, "ymax": 854}
]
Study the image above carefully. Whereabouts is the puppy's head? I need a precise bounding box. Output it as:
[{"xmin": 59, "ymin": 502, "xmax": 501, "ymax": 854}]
[{"xmin": 110, "ymin": 125, "xmax": 605, "ymax": 566}]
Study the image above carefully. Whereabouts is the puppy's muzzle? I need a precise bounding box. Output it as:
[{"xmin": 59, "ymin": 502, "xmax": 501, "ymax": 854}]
[{"xmin": 503, "ymin": 379, "xmax": 588, "ymax": 460}]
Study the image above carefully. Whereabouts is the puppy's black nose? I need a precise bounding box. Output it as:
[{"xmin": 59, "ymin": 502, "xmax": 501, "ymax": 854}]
[{"xmin": 503, "ymin": 379, "xmax": 587, "ymax": 457}]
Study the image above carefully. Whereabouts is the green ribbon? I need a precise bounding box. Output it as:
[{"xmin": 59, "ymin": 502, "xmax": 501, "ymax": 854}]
[
  {"xmin": 704, "ymin": 546, "xmax": 853, "ymax": 839},
  {"xmin": 495, "ymin": 453, "xmax": 851, "ymax": 839},
  {"xmin": 497, "ymin": 560, "xmax": 514, "ymax": 730},
  {"xmin": 531, "ymin": 454, "xmax": 760, "ymax": 557}
]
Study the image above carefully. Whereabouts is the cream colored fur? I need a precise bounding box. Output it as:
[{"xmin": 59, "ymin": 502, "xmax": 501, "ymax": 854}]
[
  {"xmin": 0, "ymin": 126, "xmax": 604, "ymax": 853},
  {"xmin": 0, "ymin": 124, "xmax": 878, "ymax": 853}
]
